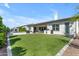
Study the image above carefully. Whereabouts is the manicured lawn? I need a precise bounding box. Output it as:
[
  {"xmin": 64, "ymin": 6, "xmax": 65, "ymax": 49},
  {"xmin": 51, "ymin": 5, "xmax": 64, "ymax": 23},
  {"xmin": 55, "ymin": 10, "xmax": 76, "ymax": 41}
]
[{"xmin": 10, "ymin": 34, "xmax": 70, "ymax": 56}]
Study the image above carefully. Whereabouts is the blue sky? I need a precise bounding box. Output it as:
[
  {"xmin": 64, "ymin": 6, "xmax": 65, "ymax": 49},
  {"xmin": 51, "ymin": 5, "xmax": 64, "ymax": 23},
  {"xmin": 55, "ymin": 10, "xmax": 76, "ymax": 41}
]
[{"xmin": 0, "ymin": 3, "xmax": 79, "ymax": 28}]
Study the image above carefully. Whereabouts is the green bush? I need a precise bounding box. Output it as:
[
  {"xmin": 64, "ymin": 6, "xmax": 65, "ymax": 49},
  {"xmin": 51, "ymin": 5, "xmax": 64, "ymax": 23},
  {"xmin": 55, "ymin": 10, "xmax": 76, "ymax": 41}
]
[
  {"xmin": 0, "ymin": 33, "xmax": 5, "ymax": 48},
  {"xmin": 0, "ymin": 16, "xmax": 9, "ymax": 48},
  {"xmin": 19, "ymin": 27, "xmax": 26, "ymax": 32}
]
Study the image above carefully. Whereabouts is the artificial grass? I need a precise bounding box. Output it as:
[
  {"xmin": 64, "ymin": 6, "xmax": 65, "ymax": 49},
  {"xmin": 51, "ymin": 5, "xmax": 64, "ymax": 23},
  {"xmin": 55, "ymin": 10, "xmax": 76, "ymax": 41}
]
[{"xmin": 10, "ymin": 34, "xmax": 70, "ymax": 56}]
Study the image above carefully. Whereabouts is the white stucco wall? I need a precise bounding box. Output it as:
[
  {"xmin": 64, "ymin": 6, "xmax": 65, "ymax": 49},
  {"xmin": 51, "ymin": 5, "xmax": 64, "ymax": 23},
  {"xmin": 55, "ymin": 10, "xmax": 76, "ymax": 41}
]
[
  {"xmin": 30, "ymin": 26, "xmax": 34, "ymax": 34},
  {"xmin": 44, "ymin": 30, "xmax": 47, "ymax": 34},
  {"xmin": 47, "ymin": 21, "xmax": 76, "ymax": 35},
  {"xmin": 24, "ymin": 20, "xmax": 78, "ymax": 36},
  {"xmin": 13, "ymin": 27, "xmax": 19, "ymax": 33},
  {"xmin": 24, "ymin": 26, "xmax": 34, "ymax": 34},
  {"xmin": 69, "ymin": 22, "xmax": 75, "ymax": 36},
  {"xmin": 47, "ymin": 30, "xmax": 51, "ymax": 34},
  {"xmin": 47, "ymin": 24, "xmax": 52, "ymax": 34},
  {"xmin": 47, "ymin": 22, "xmax": 65, "ymax": 35},
  {"xmin": 47, "ymin": 24, "xmax": 52, "ymax": 30},
  {"xmin": 53, "ymin": 23, "xmax": 65, "ymax": 35},
  {"xmin": 24, "ymin": 26, "xmax": 30, "ymax": 31},
  {"xmin": 75, "ymin": 21, "xmax": 79, "ymax": 34},
  {"xmin": 69, "ymin": 20, "xmax": 79, "ymax": 37}
]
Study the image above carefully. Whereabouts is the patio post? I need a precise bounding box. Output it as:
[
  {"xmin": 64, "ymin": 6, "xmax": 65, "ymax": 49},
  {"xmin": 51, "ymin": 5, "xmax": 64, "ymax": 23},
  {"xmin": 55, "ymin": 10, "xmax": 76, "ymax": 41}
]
[
  {"xmin": 30, "ymin": 26, "xmax": 34, "ymax": 34},
  {"xmin": 47, "ymin": 24, "xmax": 52, "ymax": 34},
  {"xmin": 76, "ymin": 20, "xmax": 79, "ymax": 35}
]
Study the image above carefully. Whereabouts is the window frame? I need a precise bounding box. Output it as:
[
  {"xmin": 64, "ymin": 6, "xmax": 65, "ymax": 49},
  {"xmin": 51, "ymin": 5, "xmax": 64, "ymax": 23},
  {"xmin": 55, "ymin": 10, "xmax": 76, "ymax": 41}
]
[{"xmin": 52, "ymin": 24, "xmax": 60, "ymax": 31}]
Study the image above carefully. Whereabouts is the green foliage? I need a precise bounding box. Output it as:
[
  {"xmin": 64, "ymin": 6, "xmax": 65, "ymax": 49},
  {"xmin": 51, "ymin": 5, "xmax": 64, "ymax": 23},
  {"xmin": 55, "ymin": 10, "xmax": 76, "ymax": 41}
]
[
  {"xmin": 68, "ymin": 6, "xmax": 79, "ymax": 22},
  {"xmin": 0, "ymin": 16, "xmax": 3, "ymax": 26},
  {"xmin": 0, "ymin": 24, "xmax": 10, "ymax": 33},
  {"xmin": 0, "ymin": 33, "xmax": 5, "ymax": 48},
  {"xmin": 67, "ymin": 14, "xmax": 79, "ymax": 22},
  {"xmin": 19, "ymin": 26, "xmax": 26, "ymax": 32},
  {"xmin": 0, "ymin": 16, "xmax": 10, "ymax": 48},
  {"xmin": 3, "ymin": 25, "xmax": 10, "ymax": 33}
]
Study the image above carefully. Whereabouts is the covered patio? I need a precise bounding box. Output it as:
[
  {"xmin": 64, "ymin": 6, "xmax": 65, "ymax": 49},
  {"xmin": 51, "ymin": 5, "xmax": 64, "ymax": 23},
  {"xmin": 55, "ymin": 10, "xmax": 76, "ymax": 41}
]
[
  {"xmin": 26, "ymin": 22, "xmax": 53, "ymax": 34},
  {"xmin": 33, "ymin": 25, "xmax": 47, "ymax": 33}
]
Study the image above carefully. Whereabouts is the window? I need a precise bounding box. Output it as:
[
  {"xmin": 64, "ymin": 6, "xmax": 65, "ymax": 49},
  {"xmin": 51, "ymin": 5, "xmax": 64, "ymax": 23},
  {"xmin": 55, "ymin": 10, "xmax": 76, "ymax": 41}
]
[{"xmin": 52, "ymin": 24, "xmax": 59, "ymax": 31}]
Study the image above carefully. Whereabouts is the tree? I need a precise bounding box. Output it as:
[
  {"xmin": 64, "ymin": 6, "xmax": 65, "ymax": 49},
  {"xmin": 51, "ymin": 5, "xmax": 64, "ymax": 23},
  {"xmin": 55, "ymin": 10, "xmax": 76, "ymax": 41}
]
[
  {"xmin": 0, "ymin": 16, "xmax": 10, "ymax": 33},
  {"xmin": 69, "ymin": 6, "xmax": 79, "ymax": 37},
  {"xmin": 0, "ymin": 16, "xmax": 3, "ymax": 25},
  {"xmin": 0, "ymin": 16, "xmax": 10, "ymax": 48},
  {"xmin": 0, "ymin": 16, "xmax": 3, "ymax": 32}
]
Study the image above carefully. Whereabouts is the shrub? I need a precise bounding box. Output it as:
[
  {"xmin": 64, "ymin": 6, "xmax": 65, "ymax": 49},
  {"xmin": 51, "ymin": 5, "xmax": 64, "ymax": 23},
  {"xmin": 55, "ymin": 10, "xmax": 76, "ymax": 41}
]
[
  {"xmin": 19, "ymin": 27, "xmax": 26, "ymax": 32},
  {"xmin": 0, "ymin": 16, "xmax": 10, "ymax": 48},
  {"xmin": 0, "ymin": 33, "xmax": 5, "ymax": 48}
]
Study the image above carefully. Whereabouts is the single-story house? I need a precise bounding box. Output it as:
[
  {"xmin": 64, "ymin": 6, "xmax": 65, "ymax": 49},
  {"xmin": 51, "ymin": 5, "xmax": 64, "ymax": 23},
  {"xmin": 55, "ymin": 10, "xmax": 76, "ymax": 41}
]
[{"xmin": 12, "ymin": 16, "xmax": 79, "ymax": 37}]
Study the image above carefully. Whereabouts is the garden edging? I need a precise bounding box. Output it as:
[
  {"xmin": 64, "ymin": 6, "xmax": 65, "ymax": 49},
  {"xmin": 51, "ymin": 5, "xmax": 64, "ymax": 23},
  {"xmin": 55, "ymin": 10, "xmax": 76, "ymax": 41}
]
[{"xmin": 56, "ymin": 38, "xmax": 74, "ymax": 56}]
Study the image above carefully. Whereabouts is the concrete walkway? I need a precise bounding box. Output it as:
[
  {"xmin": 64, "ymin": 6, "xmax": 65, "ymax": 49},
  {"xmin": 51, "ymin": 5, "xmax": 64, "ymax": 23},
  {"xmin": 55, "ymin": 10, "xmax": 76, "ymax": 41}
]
[
  {"xmin": 0, "ymin": 32, "xmax": 12, "ymax": 56},
  {"xmin": 13, "ymin": 32, "xmax": 26, "ymax": 35},
  {"xmin": 6, "ymin": 32, "xmax": 12, "ymax": 56},
  {"xmin": 63, "ymin": 39, "xmax": 79, "ymax": 56}
]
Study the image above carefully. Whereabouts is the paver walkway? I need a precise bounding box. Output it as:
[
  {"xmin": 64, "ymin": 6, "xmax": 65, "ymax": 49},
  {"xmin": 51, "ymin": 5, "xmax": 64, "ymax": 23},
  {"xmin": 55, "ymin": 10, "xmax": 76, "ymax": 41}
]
[
  {"xmin": 0, "ymin": 46, "xmax": 7, "ymax": 56},
  {"xmin": 63, "ymin": 39, "xmax": 79, "ymax": 56}
]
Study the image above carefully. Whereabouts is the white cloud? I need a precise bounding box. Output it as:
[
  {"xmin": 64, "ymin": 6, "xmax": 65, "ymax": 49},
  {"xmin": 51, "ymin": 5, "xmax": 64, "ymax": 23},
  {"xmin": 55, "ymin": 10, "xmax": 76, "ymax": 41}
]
[
  {"xmin": 3, "ymin": 18, "xmax": 21, "ymax": 28},
  {"xmin": 0, "ymin": 9, "xmax": 6, "ymax": 16},
  {"xmin": 3, "ymin": 16, "xmax": 53, "ymax": 28},
  {"xmin": 4, "ymin": 3, "xmax": 10, "ymax": 8},
  {"xmin": 8, "ymin": 18, "xmax": 16, "ymax": 22},
  {"xmin": 0, "ymin": 8, "xmax": 52, "ymax": 28},
  {"xmin": 0, "ymin": 9, "xmax": 11, "ymax": 17}
]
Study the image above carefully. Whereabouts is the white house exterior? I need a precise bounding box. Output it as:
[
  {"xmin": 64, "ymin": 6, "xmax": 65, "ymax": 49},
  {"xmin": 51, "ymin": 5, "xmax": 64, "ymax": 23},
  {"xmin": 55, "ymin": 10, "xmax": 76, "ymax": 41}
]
[
  {"xmin": 23, "ymin": 17, "xmax": 79, "ymax": 37},
  {"xmin": 12, "ymin": 16, "xmax": 79, "ymax": 37}
]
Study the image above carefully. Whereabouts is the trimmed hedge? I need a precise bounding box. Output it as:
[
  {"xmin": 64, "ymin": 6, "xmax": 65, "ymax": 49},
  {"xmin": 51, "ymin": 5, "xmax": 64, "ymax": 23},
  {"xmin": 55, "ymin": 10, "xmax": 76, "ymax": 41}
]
[{"xmin": 0, "ymin": 33, "xmax": 6, "ymax": 48}]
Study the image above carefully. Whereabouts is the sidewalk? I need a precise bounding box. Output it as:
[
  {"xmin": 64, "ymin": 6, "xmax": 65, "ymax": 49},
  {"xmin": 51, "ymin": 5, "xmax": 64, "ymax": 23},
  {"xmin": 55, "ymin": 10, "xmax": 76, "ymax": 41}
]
[
  {"xmin": 63, "ymin": 39, "xmax": 79, "ymax": 56},
  {"xmin": 7, "ymin": 32, "xmax": 12, "ymax": 56},
  {"xmin": 0, "ymin": 32, "xmax": 12, "ymax": 56},
  {"xmin": 0, "ymin": 46, "xmax": 7, "ymax": 56},
  {"xmin": 13, "ymin": 32, "xmax": 26, "ymax": 35}
]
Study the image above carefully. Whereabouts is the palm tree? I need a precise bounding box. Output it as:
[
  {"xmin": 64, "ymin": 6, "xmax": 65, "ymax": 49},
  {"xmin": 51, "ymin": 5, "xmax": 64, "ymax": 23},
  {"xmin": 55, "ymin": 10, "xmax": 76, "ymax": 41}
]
[{"xmin": 69, "ymin": 6, "xmax": 79, "ymax": 38}]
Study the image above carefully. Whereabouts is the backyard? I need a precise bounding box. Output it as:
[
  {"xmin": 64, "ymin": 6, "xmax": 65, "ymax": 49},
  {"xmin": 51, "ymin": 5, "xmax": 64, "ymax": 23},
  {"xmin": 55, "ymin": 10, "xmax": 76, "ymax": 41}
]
[{"xmin": 10, "ymin": 34, "xmax": 70, "ymax": 56}]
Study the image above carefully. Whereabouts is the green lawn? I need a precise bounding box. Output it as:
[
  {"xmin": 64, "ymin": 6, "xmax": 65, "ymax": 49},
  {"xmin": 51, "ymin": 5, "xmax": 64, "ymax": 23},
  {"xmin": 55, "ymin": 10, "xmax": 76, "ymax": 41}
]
[{"xmin": 10, "ymin": 34, "xmax": 70, "ymax": 56}]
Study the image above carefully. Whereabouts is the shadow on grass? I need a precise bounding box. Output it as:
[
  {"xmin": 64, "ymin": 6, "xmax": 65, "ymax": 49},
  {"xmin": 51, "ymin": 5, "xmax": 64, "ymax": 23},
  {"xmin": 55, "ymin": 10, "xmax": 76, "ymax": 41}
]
[
  {"xmin": 10, "ymin": 38, "xmax": 21, "ymax": 46},
  {"xmin": 61, "ymin": 39, "xmax": 69, "ymax": 43},
  {"xmin": 9, "ymin": 35, "xmax": 18, "ymax": 38},
  {"xmin": 12, "ymin": 47, "xmax": 27, "ymax": 56},
  {"xmin": 64, "ymin": 35, "xmax": 73, "ymax": 38},
  {"xmin": 58, "ymin": 38, "xmax": 69, "ymax": 43}
]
